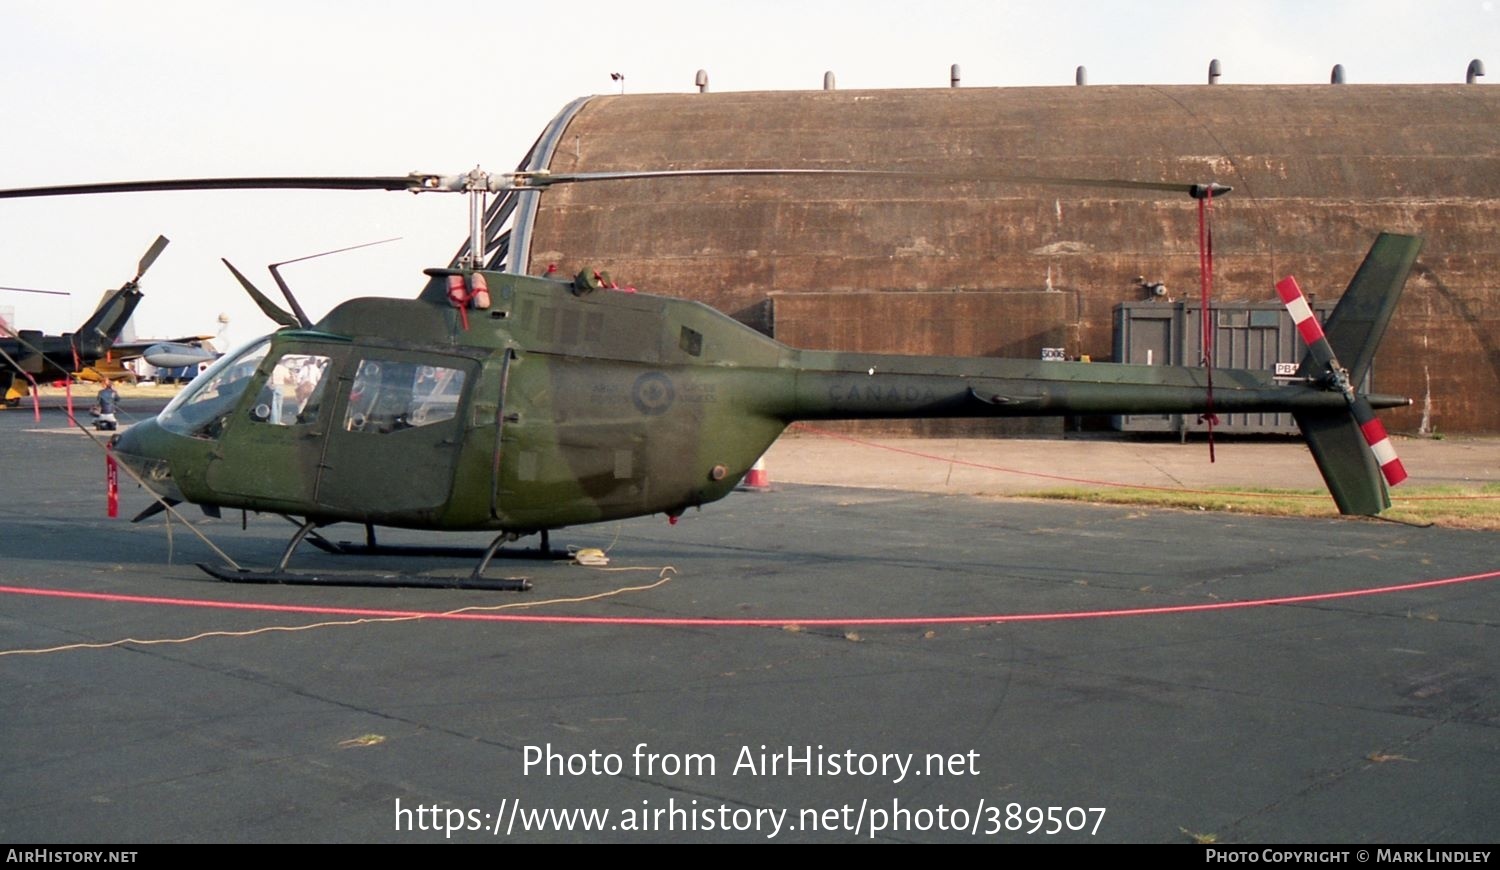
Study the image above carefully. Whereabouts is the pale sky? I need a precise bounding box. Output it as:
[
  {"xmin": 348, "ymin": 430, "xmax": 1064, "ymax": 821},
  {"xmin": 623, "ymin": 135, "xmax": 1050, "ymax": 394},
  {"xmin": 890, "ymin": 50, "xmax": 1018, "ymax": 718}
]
[{"xmin": 3, "ymin": 0, "xmax": 1497, "ymax": 345}]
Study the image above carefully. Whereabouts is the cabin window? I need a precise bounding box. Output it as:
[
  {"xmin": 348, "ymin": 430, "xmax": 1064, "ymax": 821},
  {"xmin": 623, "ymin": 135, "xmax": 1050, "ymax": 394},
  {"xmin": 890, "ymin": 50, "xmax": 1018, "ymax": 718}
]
[{"xmin": 343, "ymin": 358, "xmax": 466, "ymax": 434}]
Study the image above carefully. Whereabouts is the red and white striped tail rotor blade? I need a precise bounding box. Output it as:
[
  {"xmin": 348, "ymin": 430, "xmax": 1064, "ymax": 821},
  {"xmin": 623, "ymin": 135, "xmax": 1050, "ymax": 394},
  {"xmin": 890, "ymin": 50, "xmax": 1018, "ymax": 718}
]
[
  {"xmin": 1275, "ymin": 276, "xmax": 1335, "ymax": 366},
  {"xmin": 1353, "ymin": 400, "xmax": 1408, "ymax": 486}
]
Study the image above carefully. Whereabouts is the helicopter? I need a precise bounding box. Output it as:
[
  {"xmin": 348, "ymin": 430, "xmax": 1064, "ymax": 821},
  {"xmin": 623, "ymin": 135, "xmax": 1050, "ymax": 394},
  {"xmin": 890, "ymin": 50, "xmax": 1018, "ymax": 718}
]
[
  {"xmin": 0, "ymin": 236, "xmax": 169, "ymax": 406},
  {"xmin": 0, "ymin": 168, "xmax": 1421, "ymax": 590}
]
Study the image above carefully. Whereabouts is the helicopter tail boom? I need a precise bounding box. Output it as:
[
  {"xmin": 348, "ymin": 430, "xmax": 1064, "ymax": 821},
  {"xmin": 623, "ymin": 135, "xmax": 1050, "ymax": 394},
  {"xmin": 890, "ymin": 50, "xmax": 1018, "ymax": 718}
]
[
  {"xmin": 784, "ymin": 355, "xmax": 1348, "ymax": 421},
  {"xmin": 775, "ymin": 234, "xmax": 1420, "ymax": 517}
]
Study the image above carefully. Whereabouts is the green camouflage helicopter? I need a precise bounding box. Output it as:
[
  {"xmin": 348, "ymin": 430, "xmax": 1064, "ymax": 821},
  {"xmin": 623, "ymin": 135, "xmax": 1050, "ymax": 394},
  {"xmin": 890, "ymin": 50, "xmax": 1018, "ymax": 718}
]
[{"xmin": 0, "ymin": 169, "xmax": 1419, "ymax": 589}]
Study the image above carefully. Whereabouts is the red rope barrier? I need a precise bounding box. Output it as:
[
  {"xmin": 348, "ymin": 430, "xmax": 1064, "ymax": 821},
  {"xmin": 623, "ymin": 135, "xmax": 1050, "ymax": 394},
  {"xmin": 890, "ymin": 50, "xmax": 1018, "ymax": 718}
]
[{"xmin": 2, "ymin": 569, "xmax": 1495, "ymax": 628}]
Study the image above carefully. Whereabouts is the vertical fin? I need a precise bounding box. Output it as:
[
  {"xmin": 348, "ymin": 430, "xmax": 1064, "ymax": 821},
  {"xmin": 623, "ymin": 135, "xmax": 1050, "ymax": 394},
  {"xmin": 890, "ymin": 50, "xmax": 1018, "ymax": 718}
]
[
  {"xmin": 76, "ymin": 286, "xmax": 144, "ymax": 350},
  {"xmin": 1294, "ymin": 409, "xmax": 1391, "ymax": 516},
  {"xmin": 1321, "ymin": 233, "xmax": 1423, "ymax": 384}
]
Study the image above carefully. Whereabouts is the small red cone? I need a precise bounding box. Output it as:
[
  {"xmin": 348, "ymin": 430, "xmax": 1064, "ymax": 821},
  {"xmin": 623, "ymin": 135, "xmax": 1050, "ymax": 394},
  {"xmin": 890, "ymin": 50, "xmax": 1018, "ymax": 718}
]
[{"xmin": 742, "ymin": 455, "xmax": 770, "ymax": 491}]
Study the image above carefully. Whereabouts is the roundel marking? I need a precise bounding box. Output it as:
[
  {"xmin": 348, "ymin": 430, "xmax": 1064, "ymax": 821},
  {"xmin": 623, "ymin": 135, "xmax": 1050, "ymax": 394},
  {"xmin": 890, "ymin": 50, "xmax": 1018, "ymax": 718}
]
[{"xmin": 631, "ymin": 371, "xmax": 675, "ymax": 416}]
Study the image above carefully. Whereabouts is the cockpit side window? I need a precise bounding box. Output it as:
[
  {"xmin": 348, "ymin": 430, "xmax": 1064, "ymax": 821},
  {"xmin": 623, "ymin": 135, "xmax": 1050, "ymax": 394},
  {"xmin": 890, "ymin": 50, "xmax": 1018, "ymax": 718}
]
[{"xmin": 251, "ymin": 353, "xmax": 332, "ymax": 426}]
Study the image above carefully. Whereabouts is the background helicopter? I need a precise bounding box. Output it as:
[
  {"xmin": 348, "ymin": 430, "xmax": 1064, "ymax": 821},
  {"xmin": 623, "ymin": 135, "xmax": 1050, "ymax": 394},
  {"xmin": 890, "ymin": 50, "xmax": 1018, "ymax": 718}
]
[
  {"xmin": 1, "ymin": 236, "xmax": 219, "ymax": 405},
  {"xmin": 0, "ymin": 168, "xmax": 1420, "ymax": 590},
  {"xmin": 0, "ymin": 237, "xmax": 167, "ymax": 405}
]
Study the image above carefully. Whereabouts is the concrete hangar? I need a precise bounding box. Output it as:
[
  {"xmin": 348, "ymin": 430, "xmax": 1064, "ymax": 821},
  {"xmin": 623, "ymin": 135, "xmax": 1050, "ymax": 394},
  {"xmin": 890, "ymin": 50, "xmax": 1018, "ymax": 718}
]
[{"xmin": 470, "ymin": 74, "xmax": 1500, "ymax": 435}]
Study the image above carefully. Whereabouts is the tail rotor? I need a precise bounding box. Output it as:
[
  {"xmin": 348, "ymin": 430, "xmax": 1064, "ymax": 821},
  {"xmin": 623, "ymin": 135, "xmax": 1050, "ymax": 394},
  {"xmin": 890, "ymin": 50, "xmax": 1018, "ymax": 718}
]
[
  {"xmin": 1275, "ymin": 233, "xmax": 1422, "ymax": 515},
  {"xmin": 1277, "ymin": 274, "xmax": 1408, "ymax": 488}
]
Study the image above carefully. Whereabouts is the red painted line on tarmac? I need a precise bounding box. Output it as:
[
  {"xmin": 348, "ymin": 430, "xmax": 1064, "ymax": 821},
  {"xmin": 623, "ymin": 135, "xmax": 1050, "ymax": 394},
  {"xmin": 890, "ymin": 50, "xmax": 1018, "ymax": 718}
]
[{"xmin": 1, "ymin": 569, "xmax": 1496, "ymax": 628}]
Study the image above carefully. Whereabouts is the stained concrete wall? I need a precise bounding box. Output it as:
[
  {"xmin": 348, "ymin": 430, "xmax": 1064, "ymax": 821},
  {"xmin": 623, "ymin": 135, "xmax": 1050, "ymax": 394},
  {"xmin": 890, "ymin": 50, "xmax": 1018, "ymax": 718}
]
[{"xmin": 526, "ymin": 85, "xmax": 1500, "ymax": 434}]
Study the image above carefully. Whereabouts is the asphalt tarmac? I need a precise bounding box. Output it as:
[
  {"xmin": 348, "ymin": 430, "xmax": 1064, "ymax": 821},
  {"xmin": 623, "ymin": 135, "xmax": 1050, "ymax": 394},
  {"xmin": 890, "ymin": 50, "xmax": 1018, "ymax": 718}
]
[{"xmin": 1, "ymin": 403, "xmax": 1497, "ymax": 844}]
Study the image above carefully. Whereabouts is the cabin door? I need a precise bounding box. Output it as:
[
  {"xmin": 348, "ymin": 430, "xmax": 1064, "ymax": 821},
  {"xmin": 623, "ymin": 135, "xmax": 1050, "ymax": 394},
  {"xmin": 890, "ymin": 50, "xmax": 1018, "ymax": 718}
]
[
  {"xmin": 204, "ymin": 344, "xmax": 344, "ymax": 508},
  {"xmin": 314, "ymin": 351, "xmax": 474, "ymax": 519}
]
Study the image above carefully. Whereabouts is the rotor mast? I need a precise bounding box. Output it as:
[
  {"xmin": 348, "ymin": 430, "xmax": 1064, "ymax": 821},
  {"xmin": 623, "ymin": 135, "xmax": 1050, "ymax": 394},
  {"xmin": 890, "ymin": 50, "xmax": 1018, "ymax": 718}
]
[{"xmin": 461, "ymin": 167, "xmax": 489, "ymax": 270}]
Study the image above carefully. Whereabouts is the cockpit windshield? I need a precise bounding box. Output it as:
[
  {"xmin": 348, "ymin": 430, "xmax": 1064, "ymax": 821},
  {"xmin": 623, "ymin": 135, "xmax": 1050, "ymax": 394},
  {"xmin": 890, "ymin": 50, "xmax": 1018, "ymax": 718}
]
[{"xmin": 158, "ymin": 336, "xmax": 271, "ymax": 439}]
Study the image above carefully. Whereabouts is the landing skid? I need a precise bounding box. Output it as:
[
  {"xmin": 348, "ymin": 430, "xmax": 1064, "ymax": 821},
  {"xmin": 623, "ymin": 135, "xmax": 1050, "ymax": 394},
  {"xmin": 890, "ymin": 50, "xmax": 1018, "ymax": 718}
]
[
  {"xmin": 193, "ymin": 518, "xmax": 536, "ymax": 591},
  {"xmin": 196, "ymin": 562, "xmax": 531, "ymax": 592}
]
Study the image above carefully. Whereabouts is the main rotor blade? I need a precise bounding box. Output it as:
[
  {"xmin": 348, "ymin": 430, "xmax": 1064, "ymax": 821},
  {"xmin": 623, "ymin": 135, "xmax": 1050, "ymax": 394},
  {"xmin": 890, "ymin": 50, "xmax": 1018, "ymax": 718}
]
[
  {"xmin": 0, "ymin": 176, "xmax": 429, "ymax": 199},
  {"xmin": 0, "ymin": 169, "xmax": 1230, "ymax": 201},
  {"xmin": 513, "ymin": 168, "xmax": 1232, "ymax": 199},
  {"xmin": 135, "ymin": 235, "xmax": 170, "ymax": 281},
  {"xmin": 0, "ymin": 286, "xmax": 70, "ymax": 296}
]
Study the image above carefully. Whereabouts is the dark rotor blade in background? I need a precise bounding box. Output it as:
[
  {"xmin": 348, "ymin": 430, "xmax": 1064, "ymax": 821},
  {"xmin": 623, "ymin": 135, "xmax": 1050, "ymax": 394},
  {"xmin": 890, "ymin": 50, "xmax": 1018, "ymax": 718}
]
[
  {"xmin": 134, "ymin": 235, "xmax": 170, "ymax": 282},
  {"xmin": 0, "ymin": 286, "xmax": 71, "ymax": 296}
]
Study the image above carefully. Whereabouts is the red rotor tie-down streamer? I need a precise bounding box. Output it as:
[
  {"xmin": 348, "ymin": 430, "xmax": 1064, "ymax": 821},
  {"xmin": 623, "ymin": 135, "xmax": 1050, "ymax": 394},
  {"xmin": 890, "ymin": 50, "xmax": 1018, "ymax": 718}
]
[
  {"xmin": 1197, "ymin": 189, "xmax": 1217, "ymax": 461},
  {"xmin": 25, "ymin": 371, "xmax": 41, "ymax": 422},
  {"xmin": 106, "ymin": 442, "xmax": 119, "ymax": 519},
  {"xmin": 65, "ymin": 343, "xmax": 80, "ymax": 425}
]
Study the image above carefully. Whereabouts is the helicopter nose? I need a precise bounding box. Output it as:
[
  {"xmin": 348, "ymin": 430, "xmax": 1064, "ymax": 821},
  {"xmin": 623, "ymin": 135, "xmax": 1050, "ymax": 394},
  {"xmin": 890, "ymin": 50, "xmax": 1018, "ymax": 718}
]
[{"xmin": 111, "ymin": 418, "xmax": 183, "ymax": 501}]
